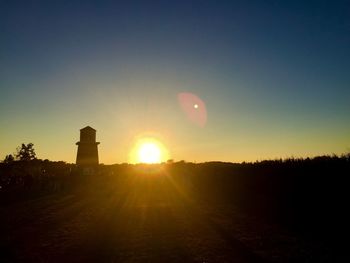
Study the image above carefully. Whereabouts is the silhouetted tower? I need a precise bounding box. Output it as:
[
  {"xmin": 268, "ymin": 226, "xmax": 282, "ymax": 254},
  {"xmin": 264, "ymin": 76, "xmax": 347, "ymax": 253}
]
[{"xmin": 76, "ymin": 126, "xmax": 100, "ymax": 166}]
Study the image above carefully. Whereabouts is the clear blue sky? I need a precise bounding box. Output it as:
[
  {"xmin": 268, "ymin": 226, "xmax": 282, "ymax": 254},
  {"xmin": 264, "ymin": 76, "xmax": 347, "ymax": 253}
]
[{"xmin": 1, "ymin": 0, "xmax": 349, "ymax": 163}]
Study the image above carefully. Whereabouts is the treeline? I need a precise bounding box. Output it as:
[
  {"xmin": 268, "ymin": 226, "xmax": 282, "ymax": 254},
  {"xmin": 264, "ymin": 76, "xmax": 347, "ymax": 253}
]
[
  {"xmin": 1, "ymin": 154, "xmax": 349, "ymax": 199},
  {"xmin": 1, "ymin": 154, "xmax": 349, "ymax": 193}
]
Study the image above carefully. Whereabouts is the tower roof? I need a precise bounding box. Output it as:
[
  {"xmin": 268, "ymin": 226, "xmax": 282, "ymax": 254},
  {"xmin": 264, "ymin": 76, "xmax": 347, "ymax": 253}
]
[{"xmin": 80, "ymin": 126, "xmax": 96, "ymax": 131}]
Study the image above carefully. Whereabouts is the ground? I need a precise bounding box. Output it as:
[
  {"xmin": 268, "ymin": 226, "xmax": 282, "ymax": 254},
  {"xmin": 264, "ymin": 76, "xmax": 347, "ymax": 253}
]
[{"xmin": 0, "ymin": 184, "xmax": 331, "ymax": 263}]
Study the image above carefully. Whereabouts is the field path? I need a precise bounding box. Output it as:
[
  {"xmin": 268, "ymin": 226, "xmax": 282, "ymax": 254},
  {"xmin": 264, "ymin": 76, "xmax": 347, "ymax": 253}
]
[{"xmin": 0, "ymin": 189, "xmax": 328, "ymax": 262}]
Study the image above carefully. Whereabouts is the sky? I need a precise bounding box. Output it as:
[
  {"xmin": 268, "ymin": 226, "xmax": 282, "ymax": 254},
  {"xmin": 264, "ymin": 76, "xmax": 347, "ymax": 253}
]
[{"xmin": 1, "ymin": 0, "xmax": 349, "ymax": 164}]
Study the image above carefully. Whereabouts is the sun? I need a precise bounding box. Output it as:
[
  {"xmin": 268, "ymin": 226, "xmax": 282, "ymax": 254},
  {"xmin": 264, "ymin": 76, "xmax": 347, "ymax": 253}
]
[
  {"xmin": 138, "ymin": 142, "xmax": 161, "ymax": 163},
  {"xmin": 130, "ymin": 137, "xmax": 169, "ymax": 164}
]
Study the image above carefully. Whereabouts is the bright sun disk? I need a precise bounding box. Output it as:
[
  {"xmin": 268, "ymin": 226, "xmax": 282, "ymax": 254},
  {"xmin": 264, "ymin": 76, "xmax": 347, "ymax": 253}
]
[
  {"xmin": 138, "ymin": 142, "xmax": 161, "ymax": 163},
  {"xmin": 130, "ymin": 137, "xmax": 169, "ymax": 164}
]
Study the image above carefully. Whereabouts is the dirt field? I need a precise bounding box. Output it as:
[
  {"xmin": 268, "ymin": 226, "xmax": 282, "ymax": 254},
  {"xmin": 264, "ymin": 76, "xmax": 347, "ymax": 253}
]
[{"xmin": 0, "ymin": 183, "xmax": 332, "ymax": 263}]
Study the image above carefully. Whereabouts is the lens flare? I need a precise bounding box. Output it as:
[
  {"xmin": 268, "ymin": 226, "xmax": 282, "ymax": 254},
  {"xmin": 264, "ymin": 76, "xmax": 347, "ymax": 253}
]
[{"xmin": 178, "ymin": 92, "xmax": 207, "ymax": 127}]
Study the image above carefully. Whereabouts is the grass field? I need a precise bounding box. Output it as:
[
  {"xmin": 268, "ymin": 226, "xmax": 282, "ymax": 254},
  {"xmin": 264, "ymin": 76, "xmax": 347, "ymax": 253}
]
[{"xmin": 1, "ymin": 163, "xmax": 340, "ymax": 262}]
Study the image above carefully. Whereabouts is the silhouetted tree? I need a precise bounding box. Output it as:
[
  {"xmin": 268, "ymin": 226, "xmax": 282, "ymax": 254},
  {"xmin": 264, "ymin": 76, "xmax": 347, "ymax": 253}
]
[
  {"xmin": 3, "ymin": 154, "xmax": 15, "ymax": 163},
  {"xmin": 16, "ymin": 143, "xmax": 36, "ymax": 161}
]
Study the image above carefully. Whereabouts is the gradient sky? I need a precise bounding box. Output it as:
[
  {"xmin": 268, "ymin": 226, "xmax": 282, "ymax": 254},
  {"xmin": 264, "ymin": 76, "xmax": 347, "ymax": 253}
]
[{"xmin": 1, "ymin": 0, "xmax": 349, "ymax": 164}]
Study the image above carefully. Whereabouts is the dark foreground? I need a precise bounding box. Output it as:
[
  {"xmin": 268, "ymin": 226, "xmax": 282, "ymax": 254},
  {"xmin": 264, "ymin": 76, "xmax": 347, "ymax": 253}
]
[
  {"xmin": 0, "ymin": 189, "xmax": 330, "ymax": 263},
  {"xmin": 0, "ymin": 159, "xmax": 348, "ymax": 262}
]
